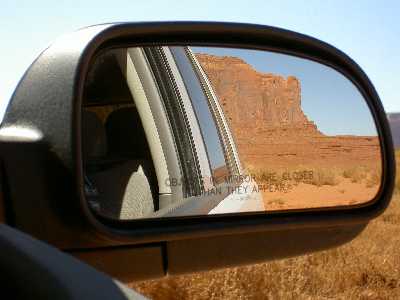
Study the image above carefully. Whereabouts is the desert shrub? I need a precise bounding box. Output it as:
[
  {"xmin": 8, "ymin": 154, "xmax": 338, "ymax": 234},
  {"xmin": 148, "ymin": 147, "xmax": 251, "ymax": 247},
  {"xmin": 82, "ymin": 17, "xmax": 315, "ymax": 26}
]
[
  {"xmin": 131, "ymin": 153, "xmax": 400, "ymax": 299},
  {"xmin": 246, "ymin": 166, "xmax": 341, "ymax": 187},
  {"xmin": 309, "ymin": 168, "xmax": 340, "ymax": 187},
  {"xmin": 131, "ymin": 195, "xmax": 400, "ymax": 299},
  {"xmin": 342, "ymin": 166, "xmax": 368, "ymax": 183},
  {"xmin": 244, "ymin": 165, "xmax": 266, "ymax": 180},
  {"xmin": 244, "ymin": 166, "xmax": 284, "ymax": 185},
  {"xmin": 365, "ymin": 169, "xmax": 381, "ymax": 188}
]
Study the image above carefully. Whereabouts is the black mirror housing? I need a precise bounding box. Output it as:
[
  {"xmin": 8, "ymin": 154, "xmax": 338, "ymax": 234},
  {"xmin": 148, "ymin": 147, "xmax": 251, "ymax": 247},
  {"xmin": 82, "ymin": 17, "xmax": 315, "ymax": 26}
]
[{"xmin": 0, "ymin": 22, "xmax": 395, "ymax": 279}]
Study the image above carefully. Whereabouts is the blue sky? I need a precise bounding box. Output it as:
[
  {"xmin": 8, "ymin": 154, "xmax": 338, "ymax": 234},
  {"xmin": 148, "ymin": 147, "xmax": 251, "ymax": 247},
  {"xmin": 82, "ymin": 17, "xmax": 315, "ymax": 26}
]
[
  {"xmin": 1, "ymin": 0, "xmax": 399, "ymax": 122},
  {"xmin": 193, "ymin": 47, "xmax": 376, "ymax": 136}
]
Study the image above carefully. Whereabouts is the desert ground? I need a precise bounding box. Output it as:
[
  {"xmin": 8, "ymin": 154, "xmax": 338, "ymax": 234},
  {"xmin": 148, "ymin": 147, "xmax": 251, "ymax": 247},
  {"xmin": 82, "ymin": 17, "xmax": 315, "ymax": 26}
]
[
  {"xmin": 131, "ymin": 51, "xmax": 396, "ymax": 299},
  {"xmin": 130, "ymin": 150, "xmax": 400, "ymax": 299},
  {"xmin": 249, "ymin": 162, "xmax": 380, "ymax": 210},
  {"xmin": 262, "ymin": 177, "xmax": 379, "ymax": 210},
  {"xmin": 244, "ymin": 144, "xmax": 381, "ymax": 210},
  {"xmin": 127, "ymin": 52, "xmax": 398, "ymax": 298},
  {"xmin": 196, "ymin": 52, "xmax": 382, "ymax": 211}
]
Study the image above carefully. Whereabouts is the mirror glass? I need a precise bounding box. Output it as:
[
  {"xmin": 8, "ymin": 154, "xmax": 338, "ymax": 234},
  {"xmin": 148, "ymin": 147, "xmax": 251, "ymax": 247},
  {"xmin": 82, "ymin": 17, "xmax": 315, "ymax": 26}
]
[{"xmin": 82, "ymin": 46, "xmax": 382, "ymax": 220}]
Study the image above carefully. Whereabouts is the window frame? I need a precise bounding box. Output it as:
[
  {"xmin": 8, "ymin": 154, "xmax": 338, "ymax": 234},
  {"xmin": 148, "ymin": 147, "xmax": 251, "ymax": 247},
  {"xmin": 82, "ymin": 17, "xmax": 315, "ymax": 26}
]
[
  {"xmin": 187, "ymin": 47, "xmax": 243, "ymax": 177},
  {"xmin": 143, "ymin": 46, "xmax": 204, "ymax": 198},
  {"xmin": 169, "ymin": 46, "xmax": 231, "ymax": 187}
]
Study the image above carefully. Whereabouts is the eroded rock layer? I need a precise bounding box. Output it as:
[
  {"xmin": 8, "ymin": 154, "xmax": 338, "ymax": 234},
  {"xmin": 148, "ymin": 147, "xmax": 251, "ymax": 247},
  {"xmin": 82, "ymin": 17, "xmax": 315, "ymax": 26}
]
[
  {"xmin": 196, "ymin": 53, "xmax": 380, "ymax": 169},
  {"xmin": 196, "ymin": 54, "xmax": 321, "ymax": 140}
]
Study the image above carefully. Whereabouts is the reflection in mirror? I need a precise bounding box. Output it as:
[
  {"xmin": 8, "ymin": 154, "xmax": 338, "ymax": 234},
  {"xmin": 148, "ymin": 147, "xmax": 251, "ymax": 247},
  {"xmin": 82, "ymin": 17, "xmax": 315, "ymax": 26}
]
[{"xmin": 82, "ymin": 45, "xmax": 382, "ymax": 221}]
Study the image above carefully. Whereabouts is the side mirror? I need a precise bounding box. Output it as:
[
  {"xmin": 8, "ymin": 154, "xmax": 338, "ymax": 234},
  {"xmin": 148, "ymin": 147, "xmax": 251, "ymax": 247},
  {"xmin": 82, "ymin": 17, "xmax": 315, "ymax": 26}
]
[
  {"xmin": 0, "ymin": 22, "xmax": 395, "ymax": 280},
  {"xmin": 82, "ymin": 45, "xmax": 382, "ymax": 220}
]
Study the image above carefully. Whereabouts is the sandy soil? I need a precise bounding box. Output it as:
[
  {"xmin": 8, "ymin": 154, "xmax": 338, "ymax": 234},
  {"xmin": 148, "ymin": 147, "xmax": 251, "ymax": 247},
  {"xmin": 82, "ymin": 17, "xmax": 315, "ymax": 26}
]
[
  {"xmin": 131, "ymin": 150, "xmax": 400, "ymax": 299},
  {"xmin": 262, "ymin": 177, "xmax": 379, "ymax": 210},
  {"xmin": 132, "ymin": 195, "xmax": 400, "ymax": 299}
]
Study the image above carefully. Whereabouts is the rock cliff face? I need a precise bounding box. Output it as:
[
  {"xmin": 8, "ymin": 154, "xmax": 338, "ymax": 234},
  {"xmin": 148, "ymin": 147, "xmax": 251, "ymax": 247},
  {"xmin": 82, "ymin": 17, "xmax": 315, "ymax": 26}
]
[
  {"xmin": 195, "ymin": 53, "xmax": 380, "ymax": 169},
  {"xmin": 196, "ymin": 54, "xmax": 321, "ymax": 140}
]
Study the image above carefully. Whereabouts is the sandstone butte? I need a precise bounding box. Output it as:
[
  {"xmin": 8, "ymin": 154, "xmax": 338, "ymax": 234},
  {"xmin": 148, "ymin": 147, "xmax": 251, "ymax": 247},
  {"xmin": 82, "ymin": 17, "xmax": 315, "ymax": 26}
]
[{"xmin": 195, "ymin": 53, "xmax": 381, "ymax": 170}]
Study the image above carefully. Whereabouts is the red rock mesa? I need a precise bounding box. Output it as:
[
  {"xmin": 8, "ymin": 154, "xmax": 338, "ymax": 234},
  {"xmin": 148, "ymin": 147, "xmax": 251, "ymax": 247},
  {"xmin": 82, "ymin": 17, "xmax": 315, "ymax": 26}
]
[{"xmin": 196, "ymin": 53, "xmax": 380, "ymax": 169}]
